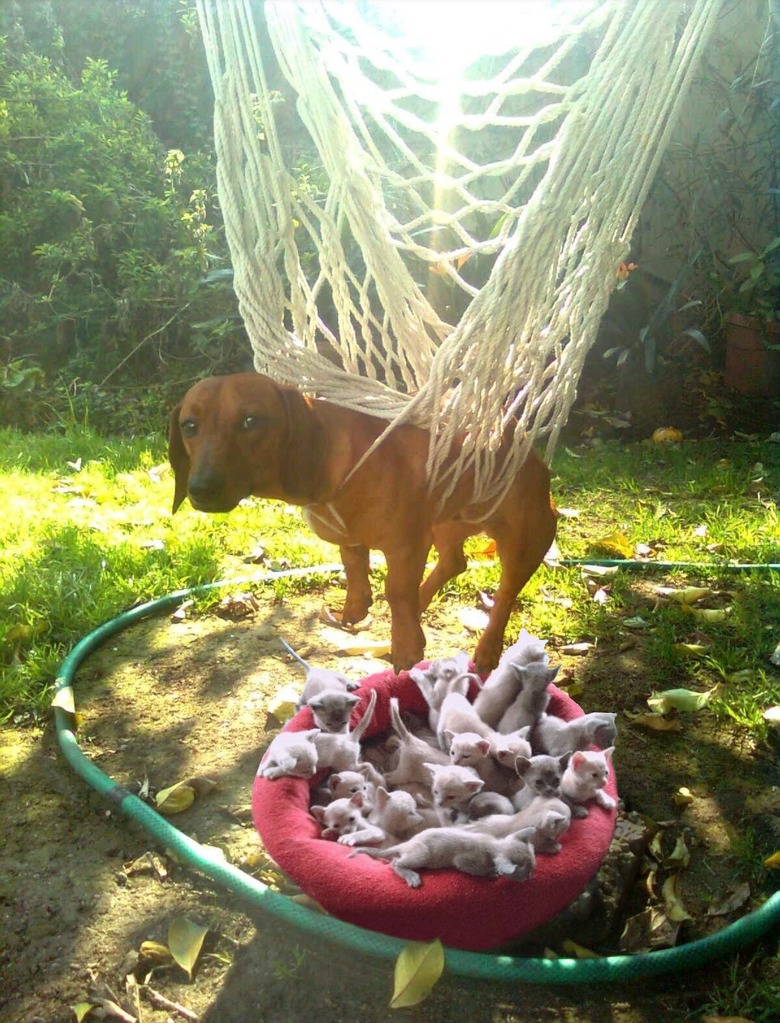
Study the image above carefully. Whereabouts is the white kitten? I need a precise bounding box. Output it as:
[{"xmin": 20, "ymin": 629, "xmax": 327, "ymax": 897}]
[
  {"xmin": 561, "ymin": 747, "xmax": 616, "ymax": 813},
  {"xmin": 425, "ymin": 762, "xmax": 484, "ymax": 825},
  {"xmin": 311, "ymin": 792, "xmax": 384, "ymax": 845},
  {"xmin": 383, "ymin": 697, "xmax": 450, "ymax": 788},
  {"xmin": 351, "ymin": 825, "xmax": 537, "ymax": 887},
  {"xmin": 445, "ymin": 731, "xmax": 520, "ymax": 796},
  {"xmin": 410, "ymin": 651, "xmax": 478, "ymax": 730},
  {"xmin": 466, "ymin": 795, "xmax": 572, "ymax": 853},
  {"xmin": 258, "ymin": 727, "xmax": 320, "ymax": 779},
  {"xmin": 366, "ymin": 786, "xmax": 424, "ymax": 841}
]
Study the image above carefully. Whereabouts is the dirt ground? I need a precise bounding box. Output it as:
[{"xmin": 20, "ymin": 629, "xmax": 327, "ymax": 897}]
[{"xmin": 2, "ymin": 574, "xmax": 779, "ymax": 1023}]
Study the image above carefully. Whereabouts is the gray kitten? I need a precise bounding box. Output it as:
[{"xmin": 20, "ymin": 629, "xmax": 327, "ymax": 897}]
[
  {"xmin": 510, "ymin": 752, "xmax": 570, "ymax": 811},
  {"xmin": 495, "ymin": 661, "xmax": 558, "ymax": 733},
  {"xmin": 466, "ymin": 794, "xmax": 572, "ymax": 853},
  {"xmin": 297, "ymin": 666, "xmax": 360, "ymax": 708},
  {"xmin": 351, "ymin": 825, "xmax": 537, "ymax": 887},
  {"xmin": 305, "ymin": 689, "xmax": 360, "ymax": 733},
  {"xmin": 473, "ymin": 630, "xmax": 548, "ymax": 728},
  {"xmin": 531, "ymin": 711, "xmax": 617, "ymax": 756}
]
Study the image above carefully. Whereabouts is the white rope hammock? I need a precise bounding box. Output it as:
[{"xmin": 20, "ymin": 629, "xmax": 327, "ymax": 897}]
[{"xmin": 195, "ymin": 0, "xmax": 722, "ymax": 509}]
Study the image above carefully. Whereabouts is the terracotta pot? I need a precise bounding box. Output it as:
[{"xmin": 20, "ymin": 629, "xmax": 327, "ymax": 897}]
[{"xmin": 723, "ymin": 312, "xmax": 780, "ymax": 397}]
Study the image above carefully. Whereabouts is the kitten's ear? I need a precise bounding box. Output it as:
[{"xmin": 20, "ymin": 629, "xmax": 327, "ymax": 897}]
[
  {"xmin": 443, "ymin": 729, "xmax": 456, "ymax": 748},
  {"xmin": 571, "ymin": 751, "xmax": 586, "ymax": 767},
  {"xmin": 477, "ymin": 739, "xmax": 491, "ymax": 756},
  {"xmin": 328, "ymin": 773, "xmax": 343, "ymax": 792},
  {"xmin": 307, "ymin": 697, "xmax": 324, "ymax": 711},
  {"xmin": 603, "ymin": 746, "xmax": 615, "ymax": 759},
  {"xmin": 514, "ymin": 755, "xmax": 532, "ymax": 775},
  {"xmin": 546, "ymin": 665, "xmax": 560, "ymax": 682},
  {"xmin": 375, "ymin": 787, "xmax": 390, "ymax": 807},
  {"xmin": 467, "ymin": 779, "xmax": 484, "ymax": 794},
  {"xmin": 559, "ymin": 751, "xmax": 572, "ymax": 768},
  {"xmin": 304, "ymin": 728, "xmax": 321, "ymax": 740},
  {"xmin": 516, "ymin": 826, "xmax": 536, "ymax": 843},
  {"xmin": 424, "ymin": 762, "xmax": 440, "ymax": 778},
  {"xmin": 349, "ymin": 792, "xmax": 364, "ymax": 809},
  {"xmin": 346, "ymin": 694, "xmax": 360, "ymax": 709},
  {"xmin": 311, "ymin": 806, "xmax": 326, "ymax": 823}
]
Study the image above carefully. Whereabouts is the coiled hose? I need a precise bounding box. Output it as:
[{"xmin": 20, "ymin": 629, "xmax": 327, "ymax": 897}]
[{"xmin": 53, "ymin": 562, "xmax": 780, "ymax": 983}]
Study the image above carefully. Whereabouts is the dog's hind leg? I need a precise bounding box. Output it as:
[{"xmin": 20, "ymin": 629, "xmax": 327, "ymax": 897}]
[
  {"xmin": 339, "ymin": 544, "xmax": 373, "ymax": 624},
  {"xmin": 419, "ymin": 522, "xmax": 471, "ymax": 611}
]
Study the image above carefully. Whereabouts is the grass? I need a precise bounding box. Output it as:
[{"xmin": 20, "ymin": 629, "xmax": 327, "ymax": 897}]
[{"xmin": 1, "ymin": 426, "xmax": 779, "ymax": 736}]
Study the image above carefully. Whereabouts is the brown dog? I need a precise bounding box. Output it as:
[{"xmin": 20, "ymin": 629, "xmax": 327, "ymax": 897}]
[{"xmin": 168, "ymin": 373, "xmax": 556, "ymax": 673}]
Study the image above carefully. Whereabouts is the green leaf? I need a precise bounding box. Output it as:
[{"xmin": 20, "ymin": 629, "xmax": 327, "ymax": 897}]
[
  {"xmin": 168, "ymin": 917, "xmax": 209, "ymax": 979},
  {"xmin": 390, "ymin": 939, "xmax": 444, "ymax": 1009},
  {"xmin": 71, "ymin": 1004, "xmax": 94, "ymax": 1022}
]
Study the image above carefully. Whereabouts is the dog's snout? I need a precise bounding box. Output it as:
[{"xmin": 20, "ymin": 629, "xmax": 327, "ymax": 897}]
[{"xmin": 187, "ymin": 470, "xmax": 235, "ymax": 511}]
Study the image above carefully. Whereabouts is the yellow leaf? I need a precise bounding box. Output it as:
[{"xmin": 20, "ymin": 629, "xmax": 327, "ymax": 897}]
[
  {"xmin": 625, "ymin": 711, "xmax": 682, "ymax": 732},
  {"xmin": 647, "ymin": 687, "xmax": 715, "ymax": 714},
  {"xmin": 594, "ymin": 531, "xmax": 634, "ymax": 559},
  {"xmin": 662, "ymin": 874, "xmax": 692, "ymax": 922},
  {"xmin": 267, "ymin": 685, "xmax": 300, "ymax": 722},
  {"xmin": 657, "ymin": 586, "xmax": 712, "ymax": 604},
  {"xmin": 673, "ymin": 642, "xmax": 709, "ymax": 656},
  {"xmin": 71, "ymin": 1003, "xmax": 94, "ymax": 1022},
  {"xmin": 139, "ymin": 940, "xmax": 175, "ymax": 967},
  {"xmin": 681, "ymin": 606, "xmax": 730, "ymax": 623},
  {"xmin": 561, "ymin": 938, "xmax": 601, "ymax": 959},
  {"xmin": 390, "ymin": 939, "xmax": 444, "ymax": 1009},
  {"xmin": 652, "ymin": 427, "xmax": 683, "ymax": 443},
  {"xmin": 291, "ymin": 893, "xmax": 328, "ymax": 913},
  {"xmin": 672, "ymin": 786, "xmax": 694, "ymax": 807},
  {"xmin": 168, "ymin": 917, "xmax": 209, "ymax": 979},
  {"xmin": 51, "ymin": 687, "xmax": 76, "ymax": 714},
  {"xmin": 764, "ymin": 851, "xmax": 780, "ymax": 870},
  {"xmin": 476, "ymin": 539, "xmax": 497, "ymax": 558},
  {"xmin": 320, "ymin": 626, "xmax": 391, "ymax": 657},
  {"xmin": 155, "ymin": 782, "xmax": 196, "ymax": 815}
]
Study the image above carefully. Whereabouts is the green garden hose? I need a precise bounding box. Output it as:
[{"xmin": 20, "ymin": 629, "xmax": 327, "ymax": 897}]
[{"xmin": 53, "ymin": 563, "xmax": 780, "ymax": 984}]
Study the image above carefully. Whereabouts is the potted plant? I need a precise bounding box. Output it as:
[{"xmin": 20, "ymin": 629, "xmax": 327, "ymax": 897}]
[{"xmin": 722, "ymin": 236, "xmax": 780, "ymax": 396}]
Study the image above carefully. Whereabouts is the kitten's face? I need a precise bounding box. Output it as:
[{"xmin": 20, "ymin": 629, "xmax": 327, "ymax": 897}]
[
  {"xmin": 427, "ymin": 764, "xmax": 483, "ymax": 807},
  {"xmin": 307, "ymin": 691, "xmax": 359, "ymax": 732},
  {"xmin": 314, "ymin": 794, "xmax": 364, "ymax": 838},
  {"xmin": 328, "ymin": 770, "xmax": 367, "ymax": 799},
  {"xmin": 448, "ymin": 732, "xmax": 490, "ymax": 767},
  {"xmin": 570, "ymin": 748, "xmax": 611, "ymax": 787},
  {"xmin": 515, "ymin": 753, "xmax": 568, "ymax": 798}
]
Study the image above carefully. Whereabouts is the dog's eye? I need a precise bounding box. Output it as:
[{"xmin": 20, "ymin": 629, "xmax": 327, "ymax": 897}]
[
  {"xmin": 180, "ymin": 418, "xmax": 197, "ymax": 437},
  {"xmin": 241, "ymin": 415, "xmax": 262, "ymax": 431}
]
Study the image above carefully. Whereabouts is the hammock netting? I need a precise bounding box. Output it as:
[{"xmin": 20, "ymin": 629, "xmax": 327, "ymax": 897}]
[{"xmin": 195, "ymin": 0, "xmax": 722, "ymax": 508}]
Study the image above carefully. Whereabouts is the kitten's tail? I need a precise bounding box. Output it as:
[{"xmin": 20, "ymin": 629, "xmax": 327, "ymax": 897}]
[
  {"xmin": 349, "ymin": 688, "xmax": 378, "ymax": 743},
  {"xmin": 347, "ymin": 845, "xmax": 397, "ymax": 860},
  {"xmin": 388, "ymin": 696, "xmax": 412, "ymax": 742},
  {"xmin": 279, "ymin": 637, "xmax": 310, "ymax": 672}
]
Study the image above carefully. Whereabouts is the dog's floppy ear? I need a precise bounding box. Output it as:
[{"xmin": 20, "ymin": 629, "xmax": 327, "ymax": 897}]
[
  {"xmin": 167, "ymin": 404, "xmax": 190, "ymax": 513},
  {"xmin": 277, "ymin": 385, "xmax": 325, "ymax": 501}
]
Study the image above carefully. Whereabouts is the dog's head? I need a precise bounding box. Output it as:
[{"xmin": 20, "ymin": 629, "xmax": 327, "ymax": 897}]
[{"xmin": 168, "ymin": 372, "xmax": 325, "ymax": 513}]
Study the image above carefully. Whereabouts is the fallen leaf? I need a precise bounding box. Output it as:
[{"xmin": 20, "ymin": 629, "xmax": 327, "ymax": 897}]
[
  {"xmin": 561, "ymin": 642, "xmax": 594, "ymax": 656},
  {"xmin": 580, "ymin": 564, "xmax": 619, "ymax": 578},
  {"xmin": 594, "ymin": 531, "xmax": 634, "ymax": 559},
  {"xmin": 620, "ymin": 907, "xmax": 681, "ymax": 953},
  {"xmin": 561, "ymin": 938, "xmax": 601, "ymax": 959},
  {"xmin": 291, "ymin": 893, "xmax": 328, "ymax": 913},
  {"xmin": 460, "ymin": 608, "xmax": 490, "ymax": 633},
  {"xmin": 390, "ymin": 939, "xmax": 444, "ymax": 1009},
  {"xmin": 266, "ymin": 686, "xmax": 300, "ymax": 722},
  {"xmin": 591, "ymin": 587, "xmax": 609, "ymax": 605},
  {"xmin": 662, "ymin": 874, "xmax": 693, "ymax": 921},
  {"xmin": 51, "ymin": 687, "xmax": 76, "ymax": 714},
  {"xmin": 673, "ymin": 642, "xmax": 709, "ymax": 656},
  {"xmin": 762, "ymin": 706, "xmax": 780, "ymax": 727},
  {"xmin": 168, "ymin": 917, "xmax": 209, "ymax": 979},
  {"xmin": 706, "ymin": 882, "xmax": 750, "ymax": 916},
  {"xmin": 556, "ymin": 507, "xmax": 580, "ymax": 518},
  {"xmin": 71, "ymin": 1004, "xmax": 94, "ymax": 1022},
  {"xmin": 652, "ymin": 427, "xmax": 683, "ymax": 443},
  {"xmin": 650, "ymin": 831, "xmax": 691, "ymax": 868},
  {"xmin": 623, "ymin": 615, "xmax": 652, "ymax": 630},
  {"xmin": 625, "ymin": 711, "xmax": 682, "ymax": 732},
  {"xmin": 155, "ymin": 782, "xmax": 196, "ymax": 815},
  {"xmin": 647, "ymin": 687, "xmax": 715, "ymax": 714},
  {"xmin": 672, "ymin": 786, "xmax": 694, "ymax": 808},
  {"xmin": 139, "ymin": 940, "xmax": 175, "ymax": 968},
  {"xmin": 681, "ymin": 606, "xmax": 731, "ymax": 623},
  {"xmin": 319, "ymin": 626, "xmax": 390, "ymax": 657},
  {"xmin": 764, "ymin": 851, "xmax": 780, "ymax": 869},
  {"xmin": 656, "ymin": 586, "xmax": 712, "ymax": 604}
]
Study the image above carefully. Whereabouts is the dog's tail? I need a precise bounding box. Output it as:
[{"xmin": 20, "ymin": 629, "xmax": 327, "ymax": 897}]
[{"xmin": 349, "ymin": 688, "xmax": 377, "ymax": 744}]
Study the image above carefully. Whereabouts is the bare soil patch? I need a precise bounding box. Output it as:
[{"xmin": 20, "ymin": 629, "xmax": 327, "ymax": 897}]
[{"xmin": 2, "ymin": 577, "xmax": 778, "ymax": 1023}]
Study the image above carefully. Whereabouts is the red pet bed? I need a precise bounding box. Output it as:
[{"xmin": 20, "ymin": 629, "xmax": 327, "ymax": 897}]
[{"xmin": 252, "ymin": 664, "xmax": 618, "ymax": 952}]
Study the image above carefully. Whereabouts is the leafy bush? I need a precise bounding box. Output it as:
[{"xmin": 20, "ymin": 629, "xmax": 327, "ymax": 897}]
[{"xmin": 0, "ymin": 38, "xmax": 247, "ymax": 426}]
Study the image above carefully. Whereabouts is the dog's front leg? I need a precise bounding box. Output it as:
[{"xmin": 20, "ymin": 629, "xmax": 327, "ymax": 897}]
[
  {"xmin": 339, "ymin": 544, "xmax": 373, "ymax": 624},
  {"xmin": 384, "ymin": 541, "xmax": 430, "ymax": 672}
]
